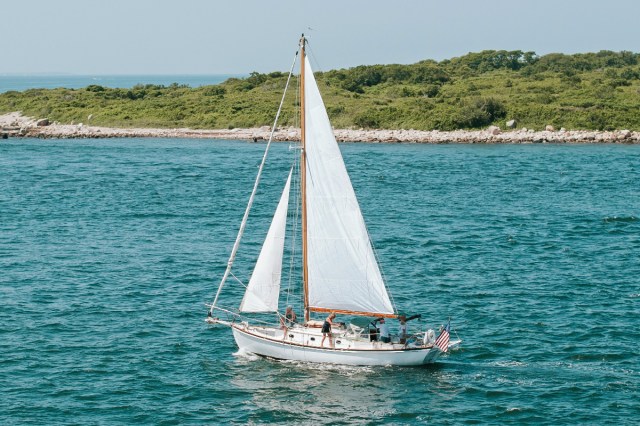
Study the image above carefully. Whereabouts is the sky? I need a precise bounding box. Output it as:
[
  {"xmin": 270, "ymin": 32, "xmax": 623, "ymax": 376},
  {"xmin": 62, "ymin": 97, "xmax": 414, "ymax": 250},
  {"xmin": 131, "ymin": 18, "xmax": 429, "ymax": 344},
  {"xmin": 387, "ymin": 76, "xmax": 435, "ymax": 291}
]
[{"xmin": 2, "ymin": 0, "xmax": 640, "ymax": 75}]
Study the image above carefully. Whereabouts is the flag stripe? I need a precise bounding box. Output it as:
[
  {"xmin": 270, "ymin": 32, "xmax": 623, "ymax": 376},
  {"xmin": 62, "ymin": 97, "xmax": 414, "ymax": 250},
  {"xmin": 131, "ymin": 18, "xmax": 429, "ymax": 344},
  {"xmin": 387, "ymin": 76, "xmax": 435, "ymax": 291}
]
[{"xmin": 435, "ymin": 321, "xmax": 450, "ymax": 352}]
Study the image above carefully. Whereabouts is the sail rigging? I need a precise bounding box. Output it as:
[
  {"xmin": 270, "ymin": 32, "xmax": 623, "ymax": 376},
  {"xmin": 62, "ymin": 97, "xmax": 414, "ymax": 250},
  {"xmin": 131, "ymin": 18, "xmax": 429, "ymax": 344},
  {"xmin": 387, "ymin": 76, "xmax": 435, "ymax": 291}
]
[
  {"xmin": 209, "ymin": 47, "xmax": 300, "ymax": 314},
  {"xmin": 239, "ymin": 170, "xmax": 292, "ymax": 312}
]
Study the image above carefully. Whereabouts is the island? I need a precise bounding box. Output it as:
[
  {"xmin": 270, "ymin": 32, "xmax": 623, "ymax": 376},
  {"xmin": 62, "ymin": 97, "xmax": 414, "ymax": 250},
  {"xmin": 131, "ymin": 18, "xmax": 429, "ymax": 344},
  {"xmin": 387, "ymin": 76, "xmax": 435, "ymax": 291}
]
[{"xmin": 2, "ymin": 50, "xmax": 640, "ymax": 143}]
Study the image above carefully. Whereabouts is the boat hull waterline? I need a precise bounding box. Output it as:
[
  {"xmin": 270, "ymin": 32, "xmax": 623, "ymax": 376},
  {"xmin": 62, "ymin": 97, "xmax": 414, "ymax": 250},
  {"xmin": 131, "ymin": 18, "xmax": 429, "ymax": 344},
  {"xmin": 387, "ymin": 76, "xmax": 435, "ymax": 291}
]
[{"xmin": 222, "ymin": 321, "xmax": 454, "ymax": 366}]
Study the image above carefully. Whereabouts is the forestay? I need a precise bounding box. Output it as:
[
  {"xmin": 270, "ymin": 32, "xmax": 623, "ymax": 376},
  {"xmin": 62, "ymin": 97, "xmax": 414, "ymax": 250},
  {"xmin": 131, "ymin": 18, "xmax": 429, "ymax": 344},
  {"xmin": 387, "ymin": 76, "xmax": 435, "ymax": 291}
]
[
  {"xmin": 239, "ymin": 170, "xmax": 292, "ymax": 312},
  {"xmin": 303, "ymin": 57, "xmax": 394, "ymax": 315}
]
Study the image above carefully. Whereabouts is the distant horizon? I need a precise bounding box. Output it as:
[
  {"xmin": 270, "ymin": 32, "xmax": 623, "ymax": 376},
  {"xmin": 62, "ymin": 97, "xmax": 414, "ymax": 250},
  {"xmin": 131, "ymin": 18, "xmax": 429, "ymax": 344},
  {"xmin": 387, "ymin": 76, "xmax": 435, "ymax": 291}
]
[{"xmin": 3, "ymin": 47, "xmax": 639, "ymax": 77}]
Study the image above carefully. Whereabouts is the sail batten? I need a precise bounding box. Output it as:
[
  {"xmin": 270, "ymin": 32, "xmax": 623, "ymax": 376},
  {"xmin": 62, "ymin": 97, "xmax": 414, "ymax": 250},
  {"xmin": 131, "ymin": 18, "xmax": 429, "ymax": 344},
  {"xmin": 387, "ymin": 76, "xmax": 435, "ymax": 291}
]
[
  {"xmin": 303, "ymin": 57, "xmax": 395, "ymax": 315},
  {"xmin": 239, "ymin": 170, "xmax": 292, "ymax": 313}
]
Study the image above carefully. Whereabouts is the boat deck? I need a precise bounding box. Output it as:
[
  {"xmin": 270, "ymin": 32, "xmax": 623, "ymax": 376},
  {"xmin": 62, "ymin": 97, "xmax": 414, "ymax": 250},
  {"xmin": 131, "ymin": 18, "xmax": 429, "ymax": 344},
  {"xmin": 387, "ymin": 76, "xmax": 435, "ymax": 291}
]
[{"xmin": 238, "ymin": 322, "xmax": 434, "ymax": 351}]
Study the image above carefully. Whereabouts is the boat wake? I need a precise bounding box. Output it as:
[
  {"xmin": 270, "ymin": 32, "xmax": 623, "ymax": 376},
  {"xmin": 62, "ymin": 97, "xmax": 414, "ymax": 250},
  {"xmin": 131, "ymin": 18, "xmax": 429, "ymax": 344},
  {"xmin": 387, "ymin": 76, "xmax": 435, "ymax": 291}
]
[
  {"xmin": 233, "ymin": 348, "xmax": 260, "ymax": 361},
  {"xmin": 277, "ymin": 358, "xmax": 377, "ymax": 374},
  {"xmin": 233, "ymin": 349, "xmax": 379, "ymax": 372}
]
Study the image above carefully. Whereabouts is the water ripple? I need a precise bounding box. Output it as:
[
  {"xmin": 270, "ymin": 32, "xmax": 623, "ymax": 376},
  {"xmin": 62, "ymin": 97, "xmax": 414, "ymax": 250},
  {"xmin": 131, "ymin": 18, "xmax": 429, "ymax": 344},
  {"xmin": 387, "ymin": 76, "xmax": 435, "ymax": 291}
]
[{"xmin": 1, "ymin": 139, "xmax": 639, "ymax": 424}]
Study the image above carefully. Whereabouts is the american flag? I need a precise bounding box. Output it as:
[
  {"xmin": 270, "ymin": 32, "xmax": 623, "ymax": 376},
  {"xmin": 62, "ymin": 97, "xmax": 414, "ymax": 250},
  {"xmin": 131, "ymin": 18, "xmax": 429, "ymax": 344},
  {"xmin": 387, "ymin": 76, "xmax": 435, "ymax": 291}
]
[{"xmin": 435, "ymin": 321, "xmax": 450, "ymax": 353}]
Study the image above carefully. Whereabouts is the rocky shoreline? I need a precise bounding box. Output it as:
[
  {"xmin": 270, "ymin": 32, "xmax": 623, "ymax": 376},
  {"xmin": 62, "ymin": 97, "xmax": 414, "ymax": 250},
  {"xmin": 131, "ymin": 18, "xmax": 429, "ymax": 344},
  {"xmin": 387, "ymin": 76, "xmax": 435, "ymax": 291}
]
[{"xmin": 2, "ymin": 112, "xmax": 639, "ymax": 144}]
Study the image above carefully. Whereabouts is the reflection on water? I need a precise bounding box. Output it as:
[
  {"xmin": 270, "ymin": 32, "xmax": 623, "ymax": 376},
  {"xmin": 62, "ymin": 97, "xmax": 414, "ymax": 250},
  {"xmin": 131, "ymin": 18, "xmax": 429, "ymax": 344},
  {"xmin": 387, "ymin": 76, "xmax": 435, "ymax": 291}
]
[{"xmin": 228, "ymin": 353, "xmax": 462, "ymax": 424}]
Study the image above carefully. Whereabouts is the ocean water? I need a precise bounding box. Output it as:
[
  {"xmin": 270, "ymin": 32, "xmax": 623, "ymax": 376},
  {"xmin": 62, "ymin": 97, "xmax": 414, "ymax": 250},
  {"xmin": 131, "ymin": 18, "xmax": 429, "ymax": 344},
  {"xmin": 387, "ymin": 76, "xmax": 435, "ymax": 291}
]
[
  {"xmin": 0, "ymin": 75, "xmax": 243, "ymax": 93},
  {"xmin": 1, "ymin": 138, "xmax": 639, "ymax": 424}
]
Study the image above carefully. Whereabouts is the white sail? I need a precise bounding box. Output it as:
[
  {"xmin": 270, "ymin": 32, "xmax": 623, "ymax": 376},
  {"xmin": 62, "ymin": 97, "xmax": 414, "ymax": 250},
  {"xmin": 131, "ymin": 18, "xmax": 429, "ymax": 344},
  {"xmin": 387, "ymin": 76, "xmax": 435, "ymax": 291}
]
[
  {"xmin": 303, "ymin": 57, "xmax": 394, "ymax": 315},
  {"xmin": 239, "ymin": 170, "xmax": 292, "ymax": 312}
]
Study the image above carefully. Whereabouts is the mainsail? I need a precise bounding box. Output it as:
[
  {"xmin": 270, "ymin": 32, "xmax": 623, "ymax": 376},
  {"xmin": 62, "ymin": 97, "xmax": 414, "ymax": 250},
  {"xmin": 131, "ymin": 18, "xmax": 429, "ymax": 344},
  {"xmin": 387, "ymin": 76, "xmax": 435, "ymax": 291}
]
[
  {"xmin": 303, "ymin": 57, "xmax": 395, "ymax": 315},
  {"xmin": 239, "ymin": 170, "xmax": 292, "ymax": 312}
]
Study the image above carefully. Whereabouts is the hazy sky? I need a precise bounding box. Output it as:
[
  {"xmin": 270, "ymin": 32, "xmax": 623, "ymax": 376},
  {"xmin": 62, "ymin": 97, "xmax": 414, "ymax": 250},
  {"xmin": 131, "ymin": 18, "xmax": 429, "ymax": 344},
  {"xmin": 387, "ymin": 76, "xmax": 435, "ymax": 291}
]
[{"xmin": 3, "ymin": 0, "xmax": 639, "ymax": 75}]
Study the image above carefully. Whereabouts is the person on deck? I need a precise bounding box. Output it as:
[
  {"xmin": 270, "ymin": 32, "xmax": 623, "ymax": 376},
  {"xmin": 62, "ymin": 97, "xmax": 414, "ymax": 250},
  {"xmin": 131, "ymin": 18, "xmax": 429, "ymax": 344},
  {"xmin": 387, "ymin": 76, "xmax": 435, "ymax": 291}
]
[
  {"xmin": 398, "ymin": 314, "xmax": 421, "ymax": 344},
  {"xmin": 378, "ymin": 318, "xmax": 391, "ymax": 343},
  {"xmin": 284, "ymin": 306, "xmax": 297, "ymax": 326},
  {"xmin": 320, "ymin": 312, "xmax": 336, "ymax": 348},
  {"xmin": 398, "ymin": 316, "xmax": 408, "ymax": 343},
  {"xmin": 280, "ymin": 306, "xmax": 297, "ymax": 340}
]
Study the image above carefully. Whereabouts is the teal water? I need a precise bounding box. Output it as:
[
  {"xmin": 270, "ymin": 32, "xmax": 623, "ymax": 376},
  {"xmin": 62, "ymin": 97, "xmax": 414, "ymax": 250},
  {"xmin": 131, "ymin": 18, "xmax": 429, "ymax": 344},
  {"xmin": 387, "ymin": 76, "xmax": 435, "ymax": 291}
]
[{"xmin": 1, "ymin": 138, "xmax": 639, "ymax": 424}]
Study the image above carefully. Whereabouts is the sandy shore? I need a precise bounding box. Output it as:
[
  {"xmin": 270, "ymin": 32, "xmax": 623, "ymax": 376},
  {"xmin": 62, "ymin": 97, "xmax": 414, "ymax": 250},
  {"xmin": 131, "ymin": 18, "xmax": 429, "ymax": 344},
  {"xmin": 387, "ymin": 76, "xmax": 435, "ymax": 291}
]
[{"xmin": 2, "ymin": 112, "xmax": 639, "ymax": 144}]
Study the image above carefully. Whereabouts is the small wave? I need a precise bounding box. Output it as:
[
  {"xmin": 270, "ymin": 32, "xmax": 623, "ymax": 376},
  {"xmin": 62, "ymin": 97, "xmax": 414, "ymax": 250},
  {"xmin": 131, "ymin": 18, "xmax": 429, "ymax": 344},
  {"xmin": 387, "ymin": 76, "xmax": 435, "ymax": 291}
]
[
  {"xmin": 126, "ymin": 212, "xmax": 181, "ymax": 219},
  {"xmin": 492, "ymin": 360, "xmax": 528, "ymax": 368},
  {"xmin": 603, "ymin": 216, "xmax": 638, "ymax": 223}
]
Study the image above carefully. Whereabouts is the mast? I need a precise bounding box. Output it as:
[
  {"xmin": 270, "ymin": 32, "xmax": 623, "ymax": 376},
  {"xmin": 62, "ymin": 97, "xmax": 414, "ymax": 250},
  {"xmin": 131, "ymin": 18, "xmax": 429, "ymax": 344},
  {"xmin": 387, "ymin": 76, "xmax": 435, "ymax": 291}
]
[{"xmin": 300, "ymin": 34, "xmax": 310, "ymax": 322}]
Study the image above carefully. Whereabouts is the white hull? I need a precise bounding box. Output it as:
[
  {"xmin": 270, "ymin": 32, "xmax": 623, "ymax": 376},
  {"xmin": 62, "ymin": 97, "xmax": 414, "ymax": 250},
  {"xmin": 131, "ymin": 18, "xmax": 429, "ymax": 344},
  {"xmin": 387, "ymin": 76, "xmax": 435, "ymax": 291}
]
[{"xmin": 227, "ymin": 322, "xmax": 446, "ymax": 366}]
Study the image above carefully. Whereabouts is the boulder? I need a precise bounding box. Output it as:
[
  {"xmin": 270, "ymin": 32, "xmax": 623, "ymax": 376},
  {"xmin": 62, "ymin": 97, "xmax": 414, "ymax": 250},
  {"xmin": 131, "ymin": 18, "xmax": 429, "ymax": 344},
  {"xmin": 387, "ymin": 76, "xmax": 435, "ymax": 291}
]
[
  {"xmin": 545, "ymin": 125, "xmax": 555, "ymax": 132},
  {"xmin": 620, "ymin": 129, "xmax": 631, "ymax": 139},
  {"xmin": 506, "ymin": 119, "xmax": 517, "ymax": 129},
  {"xmin": 36, "ymin": 118, "xmax": 49, "ymax": 126},
  {"xmin": 487, "ymin": 125, "xmax": 501, "ymax": 135}
]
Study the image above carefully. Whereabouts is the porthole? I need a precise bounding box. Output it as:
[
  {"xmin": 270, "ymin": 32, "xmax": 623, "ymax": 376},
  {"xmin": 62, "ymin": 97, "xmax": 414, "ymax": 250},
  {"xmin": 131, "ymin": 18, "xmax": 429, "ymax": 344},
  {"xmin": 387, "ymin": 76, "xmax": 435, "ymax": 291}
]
[
  {"xmin": 336, "ymin": 340, "xmax": 342, "ymax": 344},
  {"xmin": 289, "ymin": 334, "xmax": 294, "ymax": 338},
  {"xmin": 310, "ymin": 337, "xmax": 315, "ymax": 341}
]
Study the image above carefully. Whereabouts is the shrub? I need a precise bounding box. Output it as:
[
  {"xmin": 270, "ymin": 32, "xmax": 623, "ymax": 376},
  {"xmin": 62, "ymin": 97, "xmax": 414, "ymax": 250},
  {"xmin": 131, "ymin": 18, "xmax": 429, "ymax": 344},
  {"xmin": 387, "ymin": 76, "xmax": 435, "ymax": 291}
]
[
  {"xmin": 354, "ymin": 110, "xmax": 381, "ymax": 128},
  {"xmin": 86, "ymin": 85, "xmax": 105, "ymax": 92},
  {"xmin": 202, "ymin": 86, "xmax": 226, "ymax": 97}
]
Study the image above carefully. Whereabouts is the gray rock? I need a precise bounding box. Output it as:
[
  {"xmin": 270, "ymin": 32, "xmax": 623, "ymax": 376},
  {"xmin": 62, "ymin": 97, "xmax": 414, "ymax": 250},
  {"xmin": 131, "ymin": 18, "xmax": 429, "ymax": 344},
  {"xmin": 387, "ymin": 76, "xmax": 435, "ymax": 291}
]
[
  {"xmin": 545, "ymin": 125, "xmax": 555, "ymax": 132},
  {"xmin": 36, "ymin": 118, "xmax": 49, "ymax": 126},
  {"xmin": 487, "ymin": 125, "xmax": 501, "ymax": 135},
  {"xmin": 506, "ymin": 119, "xmax": 517, "ymax": 129},
  {"xmin": 620, "ymin": 129, "xmax": 631, "ymax": 139}
]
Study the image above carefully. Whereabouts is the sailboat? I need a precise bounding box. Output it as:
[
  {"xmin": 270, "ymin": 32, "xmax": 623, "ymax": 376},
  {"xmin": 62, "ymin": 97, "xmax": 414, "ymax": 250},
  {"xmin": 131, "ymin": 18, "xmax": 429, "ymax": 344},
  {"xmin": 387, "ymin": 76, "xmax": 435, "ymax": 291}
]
[{"xmin": 206, "ymin": 35, "xmax": 460, "ymax": 366}]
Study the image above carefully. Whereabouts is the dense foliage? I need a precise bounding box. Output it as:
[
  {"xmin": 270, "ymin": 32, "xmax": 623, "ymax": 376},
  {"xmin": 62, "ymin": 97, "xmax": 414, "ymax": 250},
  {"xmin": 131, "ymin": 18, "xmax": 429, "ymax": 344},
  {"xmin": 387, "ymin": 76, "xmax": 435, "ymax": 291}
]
[{"xmin": 2, "ymin": 50, "xmax": 640, "ymax": 131}]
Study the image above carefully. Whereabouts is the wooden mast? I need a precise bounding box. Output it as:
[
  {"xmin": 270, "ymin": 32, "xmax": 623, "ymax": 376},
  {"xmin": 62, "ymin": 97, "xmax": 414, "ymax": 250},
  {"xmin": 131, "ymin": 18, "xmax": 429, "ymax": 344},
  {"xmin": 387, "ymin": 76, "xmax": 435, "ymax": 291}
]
[{"xmin": 300, "ymin": 35, "xmax": 310, "ymax": 323}]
